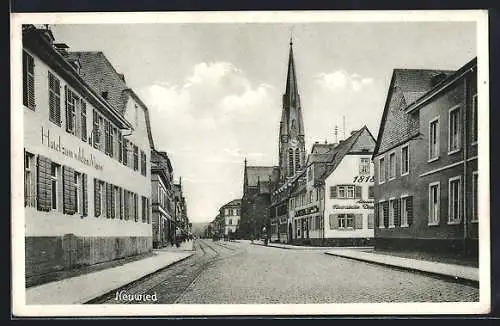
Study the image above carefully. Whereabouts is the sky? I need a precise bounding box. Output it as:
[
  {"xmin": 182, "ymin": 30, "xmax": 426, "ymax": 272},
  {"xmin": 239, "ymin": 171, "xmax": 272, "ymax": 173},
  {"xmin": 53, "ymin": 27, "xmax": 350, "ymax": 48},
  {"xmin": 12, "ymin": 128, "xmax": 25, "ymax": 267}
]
[{"xmin": 50, "ymin": 20, "xmax": 477, "ymax": 223}]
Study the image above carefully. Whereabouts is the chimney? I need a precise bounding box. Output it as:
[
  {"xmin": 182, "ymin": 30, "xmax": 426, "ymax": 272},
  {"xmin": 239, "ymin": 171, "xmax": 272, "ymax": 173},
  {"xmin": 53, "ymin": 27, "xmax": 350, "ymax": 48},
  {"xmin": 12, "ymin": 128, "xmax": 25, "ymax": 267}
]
[
  {"xmin": 54, "ymin": 43, "xmax": 69, "ymax": 56},
  {"xmin": 430, "ymin": 73, "xmax": 447, "ymax": 87},
  {"xmin": 119, "ymin": 73, "xmax": 126, "ymax": 83},
  {"xmin": 101, "ymin": 91, "xmax": 109, "ymax": 100}
]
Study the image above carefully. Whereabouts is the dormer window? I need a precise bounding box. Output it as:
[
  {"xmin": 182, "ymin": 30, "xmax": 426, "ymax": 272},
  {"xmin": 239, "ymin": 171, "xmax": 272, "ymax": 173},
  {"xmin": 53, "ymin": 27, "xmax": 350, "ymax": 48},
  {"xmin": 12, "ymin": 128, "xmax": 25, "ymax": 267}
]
[{"xmin": 101, "ymin": 91, "xmax": 108, "ymax": 100}]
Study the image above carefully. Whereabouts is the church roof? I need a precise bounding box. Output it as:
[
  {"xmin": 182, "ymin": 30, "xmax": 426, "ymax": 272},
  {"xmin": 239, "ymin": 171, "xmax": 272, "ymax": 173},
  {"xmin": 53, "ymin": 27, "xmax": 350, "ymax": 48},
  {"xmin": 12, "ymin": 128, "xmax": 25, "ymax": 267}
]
[
  {"xmin": 246, "ymin": 166, "xmax": 279, "ymax": 187},
  {"xmin": 285, "ymin": 39, "xmax": 299, "ymax": 108}
]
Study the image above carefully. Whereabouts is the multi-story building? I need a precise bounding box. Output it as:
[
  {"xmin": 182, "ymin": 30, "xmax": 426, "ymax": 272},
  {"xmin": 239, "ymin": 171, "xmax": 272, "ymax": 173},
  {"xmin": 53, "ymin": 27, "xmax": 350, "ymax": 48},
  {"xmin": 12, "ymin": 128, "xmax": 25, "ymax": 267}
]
[
  {"xmin": 218, "ymin": 199, "xmax": 241, "ymax": 239},
  {"xmin": 286, "ymin": 126, "xmax": 376, "ymax": 246},
  {"xmin": 372, "ymin": 57, "xmax": 478, "ymax": 257},
  {"xmin": 22, "ymin": 25, "xmax": 153, "ymax": 279},
  {"xmin": 172, "ymin": 179, "xmax": 190, "ymax": 241},
  {"xmin": 151, "ymin": 150, "xmax": 175, "ymax": 248}
]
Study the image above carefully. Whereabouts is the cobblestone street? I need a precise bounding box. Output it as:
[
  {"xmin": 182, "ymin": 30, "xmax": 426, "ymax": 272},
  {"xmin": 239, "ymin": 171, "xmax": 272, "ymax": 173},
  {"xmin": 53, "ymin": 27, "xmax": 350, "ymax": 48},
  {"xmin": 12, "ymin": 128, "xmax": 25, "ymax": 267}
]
[{"xmin": 93, "ymin": 239, "xmax": 479, "ymax": 304}]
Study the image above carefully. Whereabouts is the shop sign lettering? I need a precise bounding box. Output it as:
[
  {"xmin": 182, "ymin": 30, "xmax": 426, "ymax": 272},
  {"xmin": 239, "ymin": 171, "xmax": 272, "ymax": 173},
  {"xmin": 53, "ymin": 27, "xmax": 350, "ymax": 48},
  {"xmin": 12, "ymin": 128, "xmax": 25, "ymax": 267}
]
[{"xmin": 41, "ymin": 126, "xmax": 103, "ymax": 171}]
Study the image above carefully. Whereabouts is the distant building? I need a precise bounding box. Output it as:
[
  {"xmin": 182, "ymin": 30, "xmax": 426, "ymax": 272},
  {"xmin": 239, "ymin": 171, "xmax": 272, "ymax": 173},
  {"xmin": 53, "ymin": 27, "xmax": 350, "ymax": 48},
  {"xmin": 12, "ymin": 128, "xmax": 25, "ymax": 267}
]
[
  {"xmin": 240, "ymin": 160, "xmax": 279, "ymax": 239},
  {"xmin": 151, "ymin": 150, "xmax": 175, "ymax": 248},
  {"xmin": 23, "ymin": 25, "xmax": 153, "ymax": 279},
  {"xmin": 219, "ymin": 199, "xmax": 241, "ymax": 239},
  {"xmin": 372, "ymin": 58, "xmax": 478, "ymax": 257}
]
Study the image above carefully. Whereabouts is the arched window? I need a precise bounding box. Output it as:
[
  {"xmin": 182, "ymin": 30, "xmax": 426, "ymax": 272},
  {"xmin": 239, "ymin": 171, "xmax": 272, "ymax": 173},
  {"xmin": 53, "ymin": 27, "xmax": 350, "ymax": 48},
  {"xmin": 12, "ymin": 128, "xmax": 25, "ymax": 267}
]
[
  {"xmin": 295, "ymin": 148, "xmax": 300, "ymax": 172},
  {"xmin": 288, "ymin": 149, "xmax": 294, "ymax": 176}
]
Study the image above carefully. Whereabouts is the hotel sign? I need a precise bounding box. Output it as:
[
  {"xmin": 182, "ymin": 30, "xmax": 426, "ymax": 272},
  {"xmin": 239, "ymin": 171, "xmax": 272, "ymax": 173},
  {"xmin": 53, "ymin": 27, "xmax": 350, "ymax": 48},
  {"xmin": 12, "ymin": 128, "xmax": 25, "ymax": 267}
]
[
  {"xmin": 295, "ymin": 206, "xmax": 319, "ymax": 217},
  {"xmin": 333, "ymin": 200, "xmax": 375, "ymax": 210},
  {"xmin": 41, "ymin": 126, "xmax": 103, "ymax": 171}
]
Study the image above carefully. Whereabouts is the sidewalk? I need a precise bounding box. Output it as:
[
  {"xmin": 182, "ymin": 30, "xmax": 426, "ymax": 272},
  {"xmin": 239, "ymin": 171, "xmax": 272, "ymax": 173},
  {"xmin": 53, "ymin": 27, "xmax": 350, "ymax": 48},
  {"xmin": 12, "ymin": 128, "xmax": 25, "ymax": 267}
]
[
  {"xmin": 325, "ymin": 249, "xmax": 479, "ymax": 284},
  {"xmin": 252, "ymin": 240, "xmax": 373, "ymax": 251},
  {"xmin": 26, "ymin": 248, "xmax": 194, "ymax": 305}
]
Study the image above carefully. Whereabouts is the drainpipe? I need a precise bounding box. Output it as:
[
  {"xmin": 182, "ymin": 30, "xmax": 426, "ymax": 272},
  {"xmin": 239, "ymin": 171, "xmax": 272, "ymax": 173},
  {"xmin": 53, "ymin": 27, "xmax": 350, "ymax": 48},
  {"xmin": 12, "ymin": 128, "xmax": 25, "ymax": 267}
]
[{"xmin": 462, "ymin": 75, "xmax": 469, "ymax": 257}]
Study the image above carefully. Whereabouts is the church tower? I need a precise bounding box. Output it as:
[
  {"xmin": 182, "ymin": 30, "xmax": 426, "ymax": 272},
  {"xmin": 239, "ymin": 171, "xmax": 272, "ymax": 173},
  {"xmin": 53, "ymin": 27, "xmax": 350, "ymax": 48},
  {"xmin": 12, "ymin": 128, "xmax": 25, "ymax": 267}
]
[{"xmin": 278, "ymin": 38, "xmax": 306, "ymax": 183}]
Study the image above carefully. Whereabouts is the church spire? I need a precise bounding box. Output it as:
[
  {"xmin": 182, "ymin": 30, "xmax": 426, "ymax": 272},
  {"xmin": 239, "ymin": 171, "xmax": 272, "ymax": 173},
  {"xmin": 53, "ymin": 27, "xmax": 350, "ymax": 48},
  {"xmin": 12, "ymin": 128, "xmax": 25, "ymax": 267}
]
[{"xmin": 284, "ymin": 38, "xmax": 299, "ymax": 107}]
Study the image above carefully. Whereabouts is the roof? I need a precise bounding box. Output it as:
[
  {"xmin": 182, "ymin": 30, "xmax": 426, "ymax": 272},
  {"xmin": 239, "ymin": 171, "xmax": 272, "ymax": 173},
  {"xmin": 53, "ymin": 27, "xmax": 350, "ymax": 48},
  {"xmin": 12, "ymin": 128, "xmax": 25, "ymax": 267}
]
[
  {"xmin": 246, "ymin": 166, "xmax": 279, "ymax": 187},
  {"xmin": 22, "ymin": 26, "xmax": 131, "ymax": 129},
  {"xmin": 66, "ymin": 52, "xmax": 129, "ymax": 114},
  {"xmin": 306, "ymin": 152, "xmax": 335, "ymax": 165},
  {"xmin": 151, "ymin": 150, "xmax": 173, "ymax": 173},
  {"xmin": 221, "ymin": 199, "xmax": 241, "ymax": 208},
  {"xmin": 373, "ymin": 68, "xmax": 455, "ymax": 157},
  {"xmin": 320, "ymin": 126, "xmax": 375, "ymax": 180},
  {"xmin": 311, "ymin": 142, "xmax": 337, "ymax": 154}
]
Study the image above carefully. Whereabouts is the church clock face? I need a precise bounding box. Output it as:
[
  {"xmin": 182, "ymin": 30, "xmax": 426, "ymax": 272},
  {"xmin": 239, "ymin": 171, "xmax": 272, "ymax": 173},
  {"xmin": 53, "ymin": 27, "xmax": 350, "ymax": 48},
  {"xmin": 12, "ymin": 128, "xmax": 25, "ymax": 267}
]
[{"xmin": 290, "ymin": 138, "xmax": 298, "ymax": 147}]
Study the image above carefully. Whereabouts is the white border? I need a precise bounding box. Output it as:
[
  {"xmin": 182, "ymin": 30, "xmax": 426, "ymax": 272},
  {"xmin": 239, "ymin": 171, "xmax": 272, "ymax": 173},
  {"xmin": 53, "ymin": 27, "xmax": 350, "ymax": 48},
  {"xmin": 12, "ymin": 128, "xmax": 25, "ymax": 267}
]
[{"xmin": 11, "ymin": 10, "xmax": 490, "ymax": 317}]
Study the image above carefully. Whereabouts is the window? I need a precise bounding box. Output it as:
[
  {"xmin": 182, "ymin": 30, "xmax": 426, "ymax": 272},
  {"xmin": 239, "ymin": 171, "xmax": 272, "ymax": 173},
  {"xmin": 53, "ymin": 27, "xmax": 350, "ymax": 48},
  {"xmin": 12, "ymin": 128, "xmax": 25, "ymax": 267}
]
[
  {"xmin": 74, "ymin": 173, "xmax": 82, "ymax": 214},
  {"xmin": 401, "ymin": 196, "xmax": 409, "ymax": 227},
  {"xmin": 295, "ymin": 148, "xmax": 300, "ymax": 172},
  {"xmin": 308, "ymin": 167, "xmax": 312, "ymax": 181},
  {"xmin": 367, "ymin": 213, "xmax": 374, "ymax": 229},
  {"xmin": 309, "ymin": 191, "xmax": 313, "ymax": 203},
  {"xmin": 378, "ymin": 202, "xmax": 385, "ymax": 228},
  {"xmin": 347, "ymin": 186, "xmax": 355, "ymax": 199},
  {"xmin": 401, "ymin": 144, "xmax": 409, "ymax": 175},
  {"xmin": 379, "ymin": 157, "xmax": 385, "ymax": 183},
  {"xmin": 229, "ymin": 219, "xmax": 232, "ymax": 225},
  {"xmin": 93, "ymin": 110, "xmax": 100, "ymax": 148},
  {"xmin": 338, "ymin": 214, "xmax": 354, "ymax": 229},
  {"xmin": 140, "ymin": 150, "xmax": 147, "ymax": 176},
  {"xmin": 449, "ymin": 106, "xmax": 461, "ymax": 153},
  {"xmin": 225, "ymin": 208, "xmax": 229, "ymax": 216},
  {"xmin": 429, "ymin": 118, "xmax": 439, "ymax": 161},
  {"xmin": 65, "ymin": 87, "xmax": 77, "ymax": 134},
  {"xmin": 389, "ymin": 152, "xmax": 396, "ymax": 180},
  {"xmin": 133, "ymin": 145, "xmax": 139, "ymax": 171},
  {"xmin": 48, "ymin": 72, "xmax": 61, "ymax": 125},
  {"xmin": 288, "ymin": 149, "xmax": 294, "ymax": 176},
  {"xmin": 50, "ymin": 163, "xmax": 60, "ymax": 210},
  {"xmin": 368, "ymin": 186, "xmax": 374, "ymax": 199},
  {"xmin": 99, "ymin": 181, "xmax": 106, "ymax": 217},
  {"xmin": 81, "ymin": 101, "xmax": 87, "ymax": 141},
  {"xmin": 472, "ymin": 171, "xmax": 478, "ymax": 222},
  {"xmin": 114, "ymin": 187, "xmax": 121, "ymax": 219},
  {"xmin": 360, "ymin": 158, "xmax": 370, "ymax": 175},
  {"xmin": 428, "ymin": 182, "xmax": 440, "ymax": 225},
  {"xmin": 389, "ymin": 199, "xmax": 396, "ymax": 228},
  {"xmin": 98, "ymin": 117, "xmax": 105, "ymax": 151},
  {"xmin": 24, "ymin": 152, "xmax": 35, "ymax": 207},
  {"xmin": 141, "ymin": 196, "xmax": 147, "ymax": 223},
  {"xmin": 448, "ymin": 176, "xmax": 461, "ymax": 224},
  {"xmin": 472, "ymin": 94, "xmax": 478, "ymax": 144},
  {"xmin": 23, "ymin": 51, "xmax": 35, "ymax": 110}
]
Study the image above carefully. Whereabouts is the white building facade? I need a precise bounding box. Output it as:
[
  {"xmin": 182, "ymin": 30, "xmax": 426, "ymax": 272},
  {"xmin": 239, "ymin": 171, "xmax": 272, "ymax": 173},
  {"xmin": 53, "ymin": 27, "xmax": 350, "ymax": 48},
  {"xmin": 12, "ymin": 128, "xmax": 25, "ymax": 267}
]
[{"xmin": 22, "ymin": 26, "xmax": 153, "ymax": 280}]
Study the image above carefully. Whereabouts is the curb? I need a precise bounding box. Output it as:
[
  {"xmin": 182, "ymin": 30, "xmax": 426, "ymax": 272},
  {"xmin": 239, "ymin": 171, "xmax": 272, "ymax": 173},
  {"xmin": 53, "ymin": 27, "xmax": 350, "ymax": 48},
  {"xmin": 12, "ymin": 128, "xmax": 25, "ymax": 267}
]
[
  {"xmin": 324, "ymin": 252, "xmax": 479, "ymax": 287},
  {"xmin": 84, "ymin": 252, "xmax": 194, "ymax": 304}
]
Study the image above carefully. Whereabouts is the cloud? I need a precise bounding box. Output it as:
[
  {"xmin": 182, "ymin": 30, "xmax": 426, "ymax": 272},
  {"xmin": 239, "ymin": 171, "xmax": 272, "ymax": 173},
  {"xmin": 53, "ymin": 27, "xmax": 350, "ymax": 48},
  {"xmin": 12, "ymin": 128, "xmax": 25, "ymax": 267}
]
[
  {"xmin": 316, "ymin": 70, "xmax": 375, "ymax": 92},
  {"xmin": 138, "ymin": 61, "xmax": 279, "ymax": 221}
]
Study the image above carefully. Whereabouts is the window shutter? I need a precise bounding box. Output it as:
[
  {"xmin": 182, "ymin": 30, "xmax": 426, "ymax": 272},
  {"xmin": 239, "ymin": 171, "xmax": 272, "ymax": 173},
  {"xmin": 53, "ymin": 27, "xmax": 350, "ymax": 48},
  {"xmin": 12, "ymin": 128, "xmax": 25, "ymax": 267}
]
[
  {"xmin": 48, "ymin": 74, "xmax": 55, "ymax": 122},
  {"xmin": 134, "ymin": 193, "xmax": 138, "ymax": 222},
  {"xmin": 355, "ymin": 214, "xmax": 363, "ymax": 229},
  {"xmin": 81, "ymin": 101, "xmax": 87, "ymax": 141},
  {"xmin": 368, "ymin": 214, "xmax": 374, "ymax": 229},
  {"xmin": 82, "ymin": 173, "xmax": 88, "ymax": 216},
  {"xmin": 110, "ymin": 185, "xmax": 115, "ymax": 218},
  {"xmin": 65, "ymin": 86, "xmax": 70, "ymax": 132},
  {"xmin": 124, "ymin": 190, "xmax": 129, "ymax": 220},
  {"xmin": 374, "ymin": 203, "xmax": 379, "ymax": 228},
  {"xmin": 368, "ymin": 186, "xmax": 374, "ymax": 199},
  {"xmin": 407, "ymin": 196, "xmax": 413, "ymax": 225},
  {"xmin": 36, "ymin": 155, "xmax": 52, "ymax": 212},
  {"xmin": 329, "ymin": 214, "xmax": 338, "ymax": 230},
  {"xmin": 383, "ymin": 201, "xmax": 389, "ymax": 228},
  {"xmin": 118, "ymin": 133, "xmax": 123, "ymax": 163},
  {"xmin": 62, "ymin": 166, "xmax": 75, "ymax": 215},
  {"xmin": 330, "ymin": 186, "xmax": 337, "ymax": 199},
  {"xmin": 106, "ymin": 183, "xmax": 112, "ymax": 218},
  {"xmin": 93, "ymin": 110, "xmax": 99, "ymax": 148},
  {"xmin": 355, "ymin": 186, "xmax": 362, "ymax": 199},
  {"xmin": 110, "ymin": 127, "xmax": 114, "ymax": 157},
  {"xmin": 94, "ymin": 178, "xmax": 101, "ymax": 217},
  {"xmin": 123, "ymin": 139, "xmax": 128, "ymax": 166},
  {"xmin": 395, "ymin": 199, "xmax": 401, "ymax": 227},
  {"xmin": 119, "ymin": 188, "xmax": 123, "ymax": 219}
]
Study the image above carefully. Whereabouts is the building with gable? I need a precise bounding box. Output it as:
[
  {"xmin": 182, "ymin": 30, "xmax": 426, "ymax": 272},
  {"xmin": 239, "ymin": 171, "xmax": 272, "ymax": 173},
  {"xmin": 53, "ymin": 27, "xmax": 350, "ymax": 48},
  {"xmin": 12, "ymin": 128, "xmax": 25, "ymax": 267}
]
[
  {"xmin": 22, "ymin": 25, "xmax": 154, "ymax": 280},
  {"xmin": 372, "ymin": 58, "xmax": 478, "ymax": 257},
  {"xmin": 219, "ymin": 199, "xmax": 241, "ymax": 239}
]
